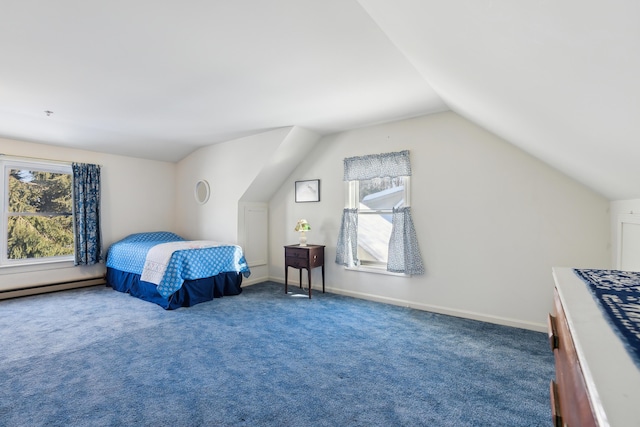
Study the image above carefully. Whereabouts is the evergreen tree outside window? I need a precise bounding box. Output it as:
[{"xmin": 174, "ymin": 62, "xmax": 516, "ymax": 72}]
[{"xmin": 1, "ymin": 160, "xmax": 74, "ymax": 266}]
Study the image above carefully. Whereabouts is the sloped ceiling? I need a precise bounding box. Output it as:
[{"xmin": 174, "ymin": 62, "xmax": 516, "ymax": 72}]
[
  {"xmin": 358, "ymin": 0, "xmax": 640, "ymax": 200},
  {"xmin": 0, "ymin": 0, "xmax": 445, "ymax": 162},
  {"xmin": 1, "ymin": 1, "xmax": 637, "ymax": 200}
]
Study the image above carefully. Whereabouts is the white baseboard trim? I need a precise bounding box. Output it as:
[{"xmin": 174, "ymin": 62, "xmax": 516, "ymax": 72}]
[
  {"xmin": 267, "ymin": 276, "xmax": 546, "ymax": 333},
  {"xmin": 241, "ymin": 275, "xmax": 269, "ymax": 287}
]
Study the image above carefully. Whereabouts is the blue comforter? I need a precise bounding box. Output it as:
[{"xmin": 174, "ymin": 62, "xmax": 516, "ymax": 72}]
[{"xmin": 106, "ymin": 232, "xmax": 251, "ymax": 298}]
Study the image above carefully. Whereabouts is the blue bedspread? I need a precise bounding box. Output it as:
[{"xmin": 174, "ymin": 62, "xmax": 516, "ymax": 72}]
[
  {"xmin": 573, "ymin": 269, "xmax": 640, "ymax": 369},
  {"xmin": 106, "ymin": 232, "xmax": 251, "ymax": 299}
]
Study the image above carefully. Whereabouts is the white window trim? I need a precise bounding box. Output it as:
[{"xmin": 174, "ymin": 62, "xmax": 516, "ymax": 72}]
[
  {"xmin": 1, "ymin": 158, "xmax": 75, "ymax": 268},
  {"xmin": 344, "ymin": 176, "xmax": 411, "ymax": 274},
  {"xmin": 345, "ymin": 264, "xmax": 410, "ymax": 277}
]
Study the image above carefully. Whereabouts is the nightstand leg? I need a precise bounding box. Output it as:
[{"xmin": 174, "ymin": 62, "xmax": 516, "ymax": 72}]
[
  {"xmin": 322, "ymin": 265, "xmax": 325, "ymax": 293},
  {"xmin": 308, "ymin": 268, "xmax": 312, "ymax": 298}
]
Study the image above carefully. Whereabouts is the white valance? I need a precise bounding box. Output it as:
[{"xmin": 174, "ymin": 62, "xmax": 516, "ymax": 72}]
[{"xmin": 343, "ymin": 150, "xmax": 411, "ymax": 181}]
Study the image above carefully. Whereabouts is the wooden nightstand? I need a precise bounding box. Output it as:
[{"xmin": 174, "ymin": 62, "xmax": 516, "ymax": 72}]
[{"xmin": 284, "ymin": 244, "xmax": 325, "ymax": 298}]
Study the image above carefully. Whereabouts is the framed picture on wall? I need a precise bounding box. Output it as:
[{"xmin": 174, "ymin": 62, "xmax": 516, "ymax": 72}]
[{"xmin": 295, "ymin": 179, "xmax": 320, "ymax": 203}]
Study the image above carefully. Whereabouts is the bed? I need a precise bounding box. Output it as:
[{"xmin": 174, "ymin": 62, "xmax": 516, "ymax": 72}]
[{"xmin": 105, "ymin": 231, "xmax": 251, "ymax": 309}]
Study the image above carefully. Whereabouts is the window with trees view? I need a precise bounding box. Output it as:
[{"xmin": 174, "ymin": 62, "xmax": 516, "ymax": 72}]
[
  {"xmin": 1, "ymin": 160, "xmax": 74, "ymax": 266},
  {"xmin": 349, "ymin": 176, "xmax": 409, "ymax": 267}
]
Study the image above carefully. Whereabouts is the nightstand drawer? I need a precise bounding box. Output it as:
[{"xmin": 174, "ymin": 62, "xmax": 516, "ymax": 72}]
[
  {"xmin": 285, "ymin": 247, "xmax": 308, "ymax": 259},
  {"xmin": 285, "ymin": 257, "xmax": 308, "ymax": 269}
]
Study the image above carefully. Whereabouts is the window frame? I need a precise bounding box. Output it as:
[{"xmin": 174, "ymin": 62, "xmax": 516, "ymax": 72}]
[
  {"xmin": 346, "ymin": 176, "xmax": 411, "ymax": 271},
  {"xmin": 1, "ymin": 158, "xmax": 75, "ymax": 267}
]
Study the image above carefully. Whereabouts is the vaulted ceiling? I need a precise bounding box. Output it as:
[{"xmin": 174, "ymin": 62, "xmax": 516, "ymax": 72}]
[{"xmin": 1, "ymin": 1, "xmax": 637, "ymax": 200}]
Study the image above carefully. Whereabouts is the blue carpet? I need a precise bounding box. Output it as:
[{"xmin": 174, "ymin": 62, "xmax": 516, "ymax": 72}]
[{"xmin": 0, "ymin": 282, "xmax": 553, "ymax": 426}]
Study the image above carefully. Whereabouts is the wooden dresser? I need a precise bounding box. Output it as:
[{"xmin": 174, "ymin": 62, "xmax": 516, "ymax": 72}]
[{"xmin": 550, "ymin": 268, "xmax": 640, "ymax": 426}]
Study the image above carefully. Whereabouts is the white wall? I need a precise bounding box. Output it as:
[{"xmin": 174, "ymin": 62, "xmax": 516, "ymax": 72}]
[
  {"xmin": 0, "ymin": 137, "xmax": 176, "ymax": 291},
  {"xmin": 1, "ymin": 112, "xmax": 611, "ymax": 327},
  {"xmin": 175, "ymin": 127, "xmax": 306, "ymax": 284},
  {"xmin": 269, "ymin": 112, "xmax": 610, "ymax": 331},
  {"xmin": 174, "ymin": 127, "xmax": 294, "ymax": 243}
]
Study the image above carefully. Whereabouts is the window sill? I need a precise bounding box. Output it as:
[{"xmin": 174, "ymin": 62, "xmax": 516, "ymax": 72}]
[
  {"xmin": 0, "ymin": 259, "xmax": 75, "ymax": 275},
  {"xmin": 345, "ymin": 265, "xmax": 409, "ymax": 277}
]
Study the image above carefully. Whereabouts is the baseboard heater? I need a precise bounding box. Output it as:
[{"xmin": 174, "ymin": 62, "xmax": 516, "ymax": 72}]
[{"xmin": 0, "ymin": 277, "xmax": 106, "ymax": 301}]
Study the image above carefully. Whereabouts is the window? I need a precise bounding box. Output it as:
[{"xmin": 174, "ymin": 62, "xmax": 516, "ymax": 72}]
[
  {"xmin": 348, "ymin": 176, "xmax": 410, "ymax": 267},
  {"xmin": 1, "ymin": 160, "xmax": 74, "ymax": 266},
  {"xmin": 336, "ymin": 150, "xmax": 424, "ymax": 275}
]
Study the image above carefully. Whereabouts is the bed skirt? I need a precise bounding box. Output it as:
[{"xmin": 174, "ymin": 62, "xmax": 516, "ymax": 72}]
[{"xmin": 106, "ymin": 267, "xmax": 243, "ymax": 309}]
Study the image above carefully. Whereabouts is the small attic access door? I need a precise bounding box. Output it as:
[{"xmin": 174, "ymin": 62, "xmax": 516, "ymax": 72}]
[{"xmin": 617, "ymin": 214, "xmax": 640, "ymax": 271}]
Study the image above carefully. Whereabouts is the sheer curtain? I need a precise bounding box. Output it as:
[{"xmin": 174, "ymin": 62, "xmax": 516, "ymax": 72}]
[
  {"xmin": 335, "ymin": 208, "xmax": 358, "ymax": 267},
  {"xmin": 72, "ymin": 163, "xmax": 103, "ymax": 266},
  {"xmin": 335, "ymin": 150, "xmax": 424, "ymax": 275},
  {"xmin": 387, "ymin": 207, "xmax": 424, "ymax": 275}
]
